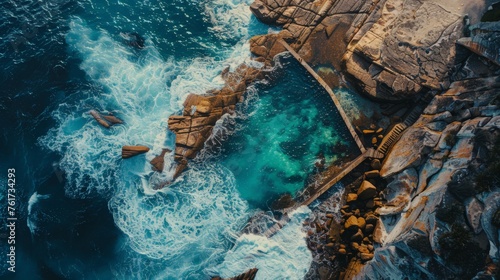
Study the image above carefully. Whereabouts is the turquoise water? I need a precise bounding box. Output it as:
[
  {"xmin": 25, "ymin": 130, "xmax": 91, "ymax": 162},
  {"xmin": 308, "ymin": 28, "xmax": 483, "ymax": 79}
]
[
  {"xmin": 220, "ymin": 56, "xmax": 356, "ymax": 207},
  {"xmin": 2, "ymin": 0, "xmax": 352, "ymax": 278}
]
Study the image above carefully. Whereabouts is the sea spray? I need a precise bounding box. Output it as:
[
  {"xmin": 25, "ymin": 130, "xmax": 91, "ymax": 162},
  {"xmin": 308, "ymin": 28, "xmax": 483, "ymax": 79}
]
[
  {"xmin": 27, "ymin": 192, "xmax": 51, "ymax": 235},
  {"xmin": 37, "ymin": 0, "xmax": 317, "ymax": 279},
  {"xmin": 109, "ymin": 163, "xmax": 250, "ymax": 277},
  {"xmin": 214, "ymin": 206, "xmax": 313, "ymax": 280}
]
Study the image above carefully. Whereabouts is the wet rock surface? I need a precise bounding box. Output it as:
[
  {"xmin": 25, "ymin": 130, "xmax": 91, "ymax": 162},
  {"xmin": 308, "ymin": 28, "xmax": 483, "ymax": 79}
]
[{"xmin": 121, "ymin": 145, "xmax": 150, "ymax": 159}]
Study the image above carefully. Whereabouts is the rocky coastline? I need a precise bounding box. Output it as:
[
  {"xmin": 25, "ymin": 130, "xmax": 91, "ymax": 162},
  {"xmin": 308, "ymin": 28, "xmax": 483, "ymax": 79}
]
[{"xmin": 167, "ymin": 0, "xmax": 500, "ymax": 279}]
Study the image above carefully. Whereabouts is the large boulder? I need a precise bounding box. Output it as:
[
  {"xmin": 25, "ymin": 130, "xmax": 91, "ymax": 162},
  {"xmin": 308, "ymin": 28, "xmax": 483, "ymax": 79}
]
[
  {"xmin": 345, "ymin": 215, "xmax": 360, "ymax": 231},
  {"xmin": 380, "ymin": 127, "xmax": 441, "ymax": 177},
  {"xmin": 377, "ymin": 168, "xmax": 418, "ymax": 216},
  {"xmin": 357, "ymin": 181, "xmax": 378, "ymax": 200}
]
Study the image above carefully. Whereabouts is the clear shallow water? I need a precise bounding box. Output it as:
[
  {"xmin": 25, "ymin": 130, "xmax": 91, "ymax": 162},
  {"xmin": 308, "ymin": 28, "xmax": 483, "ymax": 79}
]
[
  {"xmin": 1, "ymin": 0, "xmax": 353, "ymax": 279},
  {"xmin": 219, "ymin": 56, "xmax": 356, "ymax": 207}
]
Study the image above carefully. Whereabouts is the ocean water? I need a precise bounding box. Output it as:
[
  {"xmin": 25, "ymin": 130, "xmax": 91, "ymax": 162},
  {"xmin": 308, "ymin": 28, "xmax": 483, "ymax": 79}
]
[
  {"xmin": 216, "ymin": 56, "xmax": 356, "ymax": 207},
  {"xmin": 0, "ymin": 0, "xmax": 354, "ymax": 279}
]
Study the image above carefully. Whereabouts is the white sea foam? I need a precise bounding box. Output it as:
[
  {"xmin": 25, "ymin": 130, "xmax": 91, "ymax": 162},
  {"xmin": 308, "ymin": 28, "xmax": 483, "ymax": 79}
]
[
  {"xmin": 109, "ymin": 163, "xmax": 249, "ymax": 278},
  {"xmin": 204, "ymin": 0, "xmax": 253, "ymax": 40},
  {"xmin": 213, "ymin": 206, "xmax": 313, "ymax": 280},
  {"xmin": 39, "ymin": 12, "xmax": 253, "ymax": 197},
  {"xmin": 27, "ymin": 192, "xmax": 50, "ymax": 235},
  {"xmin": 39, "ymin": 0, "xmax": 312, "ymax": 278}
]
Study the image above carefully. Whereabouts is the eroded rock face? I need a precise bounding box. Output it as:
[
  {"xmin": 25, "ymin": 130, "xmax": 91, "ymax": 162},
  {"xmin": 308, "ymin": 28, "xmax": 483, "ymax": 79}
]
[
  {"xmin": 250, "ymin": 0, "xmax": 494, "ymax": 102},
  {"xmin": 377, "ymin": 168, "xmax": 417, "ymax": 215},
  {"xmin": 457, "ymin": 22, "xmax": 500, "ymax": 66},
  {"xmin": 364, "ymin": 76, "xmax": 500, "ymax": 279},
  {"xmin": 380, "ymin": 126, "xmax": 441, "ymax": 177},
  {"xmin": 343, "ymin": 0, "xmax": 467, "ymax": 100}
]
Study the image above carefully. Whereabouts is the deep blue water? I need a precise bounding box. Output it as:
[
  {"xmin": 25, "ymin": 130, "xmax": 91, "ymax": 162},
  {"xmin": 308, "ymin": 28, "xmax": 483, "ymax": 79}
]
[{"xmin": 0, "ymin": 0, "xmax": 355, "ymax": 279}]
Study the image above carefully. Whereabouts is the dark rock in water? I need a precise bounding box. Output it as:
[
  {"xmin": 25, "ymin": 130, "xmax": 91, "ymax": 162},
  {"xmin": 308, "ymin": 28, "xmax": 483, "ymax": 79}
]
[
  {"xmin": 120, "ymin": 32, "xmax": 146, "ymax": 49},
  {"xmin": 150, "ymin": 148, "xmax": 171, "ymax": 172},
  {"xmin": 89, "ymin": 110, "xmax": 111, "ymax": 128},
  {"xmin": 271, "ymin": 193, "xmax": 295, "ymax": 210},
  {"xmin": 212, "ymin": 268, "xmax": 258, "ymax": 280},
  {"xmin": 314, "ymin": 152, "xmax": 326, "ymax": 171},
  {"xmin": 122, "ymin": 145, "xmax": 150, "ymax": 159},
  {"xmin": 103, "ymin": 114, "xmax": 123, "ymax": 125},
  {"xmin": 89, "ymin": 110, "xmax": 123, "ymax": 128}
]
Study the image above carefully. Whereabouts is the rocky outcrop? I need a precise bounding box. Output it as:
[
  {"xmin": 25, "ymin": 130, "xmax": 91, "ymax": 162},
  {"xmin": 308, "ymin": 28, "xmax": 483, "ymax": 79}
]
[
  {"xmin": 343, "ymin": 0, "xmax": 467, "ymax": 100},
  {"xmin": 150, "ymin": 148, "xmax": 171, "ymax": 172},
  {"xmin": 240, "ymin": 0, "xmax": 500, "ymax": 279},
  {"xmin": 167, "ymin": 64, "xmax": 264, "ymax": 179},
  {"xmin": 89, "ymin": 110, "xmax": 123, "ymax": 128},
  {"xmin": 359, "ymin": 75, "xmax": 500, "ymax": 279},
  {"xmin": 249, "ymin": 0, "xmax": 494, "ymax": 101},
  {"xmin": 121, "ymin": 145, "xmax": 150, "ymax": 159},
  {"xmin": 457, "ymin": 22, "xmax": 500, "ymax": 66},
  {"xmin": 167, "ymin": 0, "xmax": 496, "ymax": 179}
]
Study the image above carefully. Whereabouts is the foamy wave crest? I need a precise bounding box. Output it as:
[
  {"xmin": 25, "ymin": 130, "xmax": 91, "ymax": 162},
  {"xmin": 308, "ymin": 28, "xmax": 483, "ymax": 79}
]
[
  {"xmin": 109, "ymin": 163, "xmax": 249, "ymax": 277},
  {"xmin": 39, "ymin": 16, "xmax": 253, "ymax": 197},
  {"xmin": 27, "ymin": 192, "xmax": 50, "ymax": 235},
  {"xmin": 204, "ymin": 0, "xmax": 254, "ymax": 41},
  {"xmin": 213, "ymin": 206, "xmax": 313, "ymax": 280}
]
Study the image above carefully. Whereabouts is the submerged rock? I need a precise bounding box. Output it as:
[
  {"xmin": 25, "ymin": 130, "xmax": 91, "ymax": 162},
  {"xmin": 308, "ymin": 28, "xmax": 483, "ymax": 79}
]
[
  {"xmin": 120, "ymin": 32, "xmax": 146, "ymax": 49},
  {"xmin": 89, "ymin": 110, "xmax": 123, "ymax": 128},
  {"xmin": 102, "ymin": 114, "xmax": 123, "ymax": 125},
  {"xmin": 89, "ymin": 110, "xmax": 110, "ymax": 128}
]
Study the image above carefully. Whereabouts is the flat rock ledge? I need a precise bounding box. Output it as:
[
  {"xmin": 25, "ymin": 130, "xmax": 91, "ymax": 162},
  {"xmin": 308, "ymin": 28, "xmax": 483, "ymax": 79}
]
[{"xmin": 121, "ymin": 145, "xmax": 150, "ymax": 159}]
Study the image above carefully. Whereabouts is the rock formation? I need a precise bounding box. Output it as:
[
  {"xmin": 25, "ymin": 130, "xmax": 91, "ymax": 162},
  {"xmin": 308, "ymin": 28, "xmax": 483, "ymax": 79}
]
[
  {"xmin": 167, "ymin": 64, "xmax": 264, "ymax": 179},
  {"xmin": 89, "ymin": 110, "xmax": 123, "ymax": 128},
  {"xmin": 241, "ymin": 0, "xmax": 500, "ymax": 279},
  {"xmin": 150, "ymin": 148, "xmax": 171, "ymax": 172},
  {"xmin": 163, "ymin": 0, "xmax": 500, "ymax": 276},
  {"xmin": 121, "ymin": 145, "xmax": 150, "ymax": 159}
]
